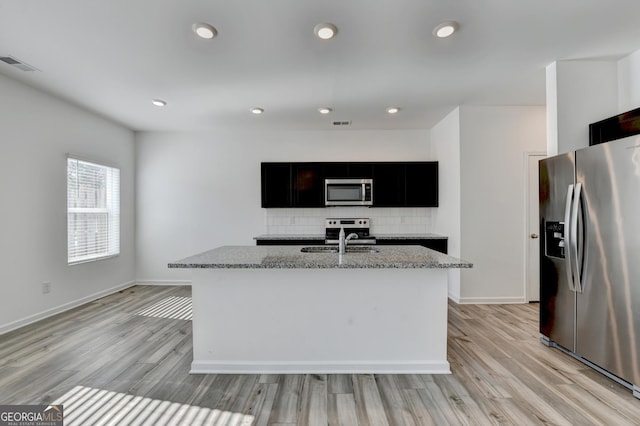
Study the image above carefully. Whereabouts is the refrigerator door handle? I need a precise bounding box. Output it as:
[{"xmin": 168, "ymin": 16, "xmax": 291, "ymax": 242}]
[
  {"xmin": 571, "ymin": 182, "xmax": 584, "ymax": 293},
  {"xmin": 564, "ymin": 184, "xmax": 576, "ymax": 292},
  {"xmin": 569, "ymin": 183, "xmax": 582, "ymax": 293}
]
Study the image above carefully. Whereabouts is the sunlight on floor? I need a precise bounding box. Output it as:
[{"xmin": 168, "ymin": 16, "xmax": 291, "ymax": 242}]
[
  {"xmin": 53, "ymin": 385, "xmax": 254, "ymax": 426},
  {"xmin": 135, "ymin": 296, "xmax": 192, "ymax": 321}
]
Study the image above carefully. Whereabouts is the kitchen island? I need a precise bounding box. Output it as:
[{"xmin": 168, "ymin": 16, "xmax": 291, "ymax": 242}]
[{"xmin": 169, "ymin": 245, "xmax": 472, "ymax": 374}]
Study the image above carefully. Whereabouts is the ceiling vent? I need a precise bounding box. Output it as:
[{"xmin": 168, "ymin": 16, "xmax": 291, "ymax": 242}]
[
  {"xmin": 0, "ymin": 56, "xmax": 39, "ymax": 72},
  {"xmin": 332, "ymin": 121, "xmax": 351, "ymax": 126}
]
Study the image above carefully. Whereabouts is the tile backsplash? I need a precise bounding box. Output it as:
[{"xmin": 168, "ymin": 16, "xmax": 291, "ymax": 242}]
[{"xmin": 264, "ymin": 207, "xmax": 432, "ymax": 235}]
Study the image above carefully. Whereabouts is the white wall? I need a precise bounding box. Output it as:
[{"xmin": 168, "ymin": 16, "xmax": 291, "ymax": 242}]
[
  {"xmin": 547, "ymin": 53, "xmax": 640, "ymax": 158},
  {"xmin": 458, "ymin": 106, "xmax": 546, "ymax": 303},
  {"xmin": 0, "ymin": 74, "xmax": 136, "ymax": 333},
  {"xmin": 618, "ymin": 49, "xmax": 640, "ymax": 112},
  {"xmin": 546, "ymin": 60, "xmax": 618, "ymax": 154},
  {"xmin": 135, "ymin": 129, "xmax": 431, "ymax": 283},
  {"xmin": 430, "ymin": 107, "xmax": 461, "ymax": 300}
]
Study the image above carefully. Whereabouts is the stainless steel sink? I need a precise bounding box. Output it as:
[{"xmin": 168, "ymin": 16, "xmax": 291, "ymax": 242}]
[
  {"xmin": 300, "ymin": 246, "xmax": 380, "ymax": 254},
  {"xmin": 300, "ymin": 246, "xmax": 339, "ymax": 253}
]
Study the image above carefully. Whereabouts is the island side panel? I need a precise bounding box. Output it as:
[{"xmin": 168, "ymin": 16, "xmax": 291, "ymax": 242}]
[{"xmin": 190, "ymin": 268, "xmax": 450, "ymax": 374}]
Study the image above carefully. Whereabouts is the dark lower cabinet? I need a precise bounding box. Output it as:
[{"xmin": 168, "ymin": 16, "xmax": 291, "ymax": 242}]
[
  {"xmin": 256, "ymin": 237, "xmax": 448, "ymax": 254},
  {"xmin": 376, "ymin": 238, "xmax": 448, "ymax": 254},
  {"xmin": 256, "ymin": 239, "xmax": 325, "ymax": 246}
]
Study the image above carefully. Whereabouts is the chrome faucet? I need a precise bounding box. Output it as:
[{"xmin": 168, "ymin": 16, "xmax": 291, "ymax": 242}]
[{"xmin": 339, "ymin": 229, "xmax": 359, "ymax": 254}]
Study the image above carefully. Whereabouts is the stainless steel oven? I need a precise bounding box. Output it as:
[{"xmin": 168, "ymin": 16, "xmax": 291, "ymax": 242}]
[
  {"xmin": 325, "ymin": 218, "xmax": 375, "ymax": 244},
  {"xmin": 325, "ymin": 178, "xmax": 373, "ymax": 206}
]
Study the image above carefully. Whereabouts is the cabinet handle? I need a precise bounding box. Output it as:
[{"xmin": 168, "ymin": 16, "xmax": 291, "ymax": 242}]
[{"xmin": 530, "ymin": 233, "xmax": 539, "ymax": 239}]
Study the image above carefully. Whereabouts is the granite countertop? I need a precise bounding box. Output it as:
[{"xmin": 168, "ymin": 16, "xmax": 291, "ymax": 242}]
[
  {"xmin": 169, "ymin": 245, "xmax": 472, "ymax": 269},
  {"xmin": 253, "ymin": 233, "xmax": 448, "ymax": 240}
]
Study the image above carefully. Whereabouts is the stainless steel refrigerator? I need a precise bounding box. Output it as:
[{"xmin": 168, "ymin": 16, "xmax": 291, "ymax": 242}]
[{"xmin": 539, "ymin": 134, "xmax": 640, "ymax": 399}]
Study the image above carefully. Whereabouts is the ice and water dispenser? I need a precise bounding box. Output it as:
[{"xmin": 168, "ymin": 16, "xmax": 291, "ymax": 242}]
[{"xmin": 545, "ymin": 221, "xmax": 565, "ymax": 259}]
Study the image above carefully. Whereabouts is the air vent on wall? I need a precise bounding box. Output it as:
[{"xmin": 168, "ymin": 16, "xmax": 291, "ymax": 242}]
[
  {"xmin": 333, "ymin": 121, "xmax": 351, "ymax": 126},
  {"xmin": 0, "ymin": 56, "xmax": 39, "ymax": 72}
]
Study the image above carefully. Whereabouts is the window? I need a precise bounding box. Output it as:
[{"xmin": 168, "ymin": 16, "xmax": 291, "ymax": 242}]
[{"xmin": 67, "ymin": 157, "xmax": 120, "ymax": 264}]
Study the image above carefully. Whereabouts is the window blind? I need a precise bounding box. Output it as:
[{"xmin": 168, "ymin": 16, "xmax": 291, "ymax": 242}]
[{"xmin": 67, "ymin": 158, "xmax": 120, "ymax": 264}]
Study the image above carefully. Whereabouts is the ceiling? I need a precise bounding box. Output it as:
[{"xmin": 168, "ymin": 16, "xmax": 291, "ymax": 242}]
[{"xmin": 1, "ymin": 0, "xmax": 640, "ymax": 132}]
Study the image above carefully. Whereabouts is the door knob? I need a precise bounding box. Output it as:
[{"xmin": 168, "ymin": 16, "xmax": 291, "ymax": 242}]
[{"xmin": 530, "ymin": 233, "xmax": 539, "ymax": 239}]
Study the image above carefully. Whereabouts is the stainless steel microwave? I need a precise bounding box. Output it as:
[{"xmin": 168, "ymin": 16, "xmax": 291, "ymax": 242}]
[{"xmin": 325, "ymin": 178, "xmax": 373, "ymax": 206}]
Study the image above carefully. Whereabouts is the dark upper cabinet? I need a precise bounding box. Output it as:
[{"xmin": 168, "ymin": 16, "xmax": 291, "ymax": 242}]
[
  {"xmin": 256, "ymin": 238, "xmax": 325, "ymax": 246},
  {"xmin": 261, "ymin": 163, "xmax": 324, "ymax": 207},
  {"xmin": 373, "ymin": 163, "xmax": 406, "ymax": 207},
  {"xmin": 293, "ymin": 164, "xmax": 324, "ymax": 207},
  {"xmin": 589, "ymin": 107, "xmax": 640, "ymax": 146},
  {"xmin": 347, "ymin": 163, "xmax": 373, "ymax": 178},
  {"xmin": 261, "ymin": 161, "xmax": 438, "ymax": 208},
  {"xmin": 261, "ymin": 163, "xmax": 292, "ymax": 207},
  {"xmin": 405, "ymin": 162, "xmax": 438, "ymax": 207},
  {"xmin": 323, "ymin": 163, "xmax": 373, "ymax": 179},
  {"xmin": 373, "ymin": 162, "xmax": 438, "ymax": 207},
  {"xmin": 323, "ymin": 163, "xmax": 350, "ymax": 179}
]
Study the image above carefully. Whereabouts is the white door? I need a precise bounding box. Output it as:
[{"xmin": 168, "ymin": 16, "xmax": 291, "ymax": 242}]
[{"xmin": 526, "ymin": 153, "xmax": 545, "ymax": 302}]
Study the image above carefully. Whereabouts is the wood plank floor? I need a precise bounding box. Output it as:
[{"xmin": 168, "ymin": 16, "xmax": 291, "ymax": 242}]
[{"xmin": 1, "ymin": 285, "xmax": 639, "ymax": 425}]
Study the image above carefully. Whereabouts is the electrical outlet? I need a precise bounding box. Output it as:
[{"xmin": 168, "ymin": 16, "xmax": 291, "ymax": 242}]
[{"xmin": 42, "ymin": 281, "xmax": 51, "ymax": 294}]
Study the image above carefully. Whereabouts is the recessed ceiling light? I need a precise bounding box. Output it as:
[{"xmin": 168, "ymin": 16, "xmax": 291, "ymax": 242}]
[
  {"xmin": 386, "ymin": 107, "xmax": 400, "ymax": 114},
  {"xmin": 193, "ymin": 22, "xmax": 217, "ymax": 39},
  {"xmin": 314, "ymin": 23, "xmax": 337, "ymax": 40},
  {"xmin": 152, "ymin": 99, "xmax": 167, "ymax": 107},
  {"xmin": 433, "ymin": 21, "xmax": 458, "ymax": 38},
  {"xmin": 250, "ymin": 107, "xmax": 264, "ymax": 115},
  {"xmin": 318, "ymin": 107, "xmax": 332, "ymax": 114}
]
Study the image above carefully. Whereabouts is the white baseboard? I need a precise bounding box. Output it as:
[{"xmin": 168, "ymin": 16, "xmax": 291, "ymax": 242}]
[
  {"xmin": 448, "ymin": 292, "xmax": 461, "ymax": 303},
  {"xmin": 190, "ymin": 360, "xmax": 451, "ymax": 375},
  {"xmin": 135, "ymin": 280, "xmax": 192, "ymax": 286},
  {"xmin": 454, "ymin": 296, "xmax": 527, "ymax": 304},
  {"xmin": 0, "ymin": 280, "xmax": 136, "ymax": 335}
]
